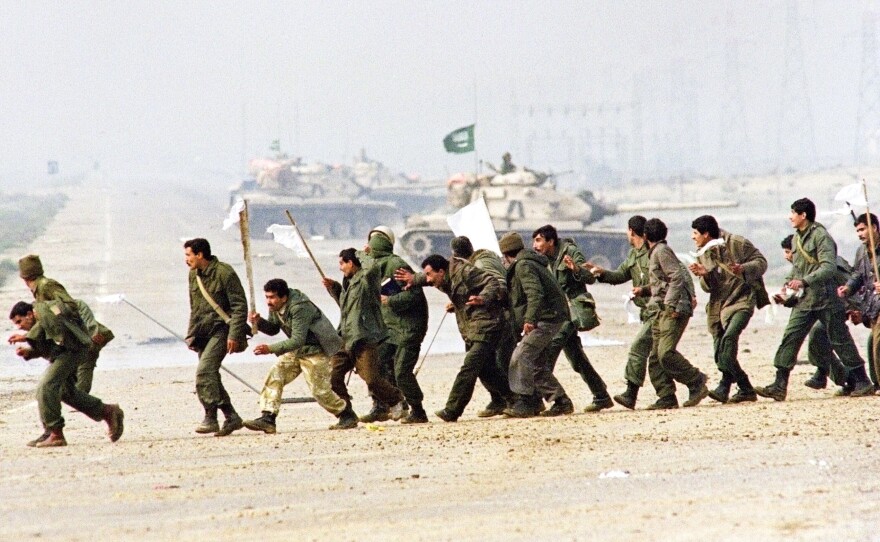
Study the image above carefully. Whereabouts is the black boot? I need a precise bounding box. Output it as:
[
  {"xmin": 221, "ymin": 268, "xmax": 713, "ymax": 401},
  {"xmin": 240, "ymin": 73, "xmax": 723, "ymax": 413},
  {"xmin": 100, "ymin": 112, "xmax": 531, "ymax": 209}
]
[
  {"xmin": 646, "ymin": 394, "xmax": 679, "ymax": 410},
  {"xmin": 504, "ymin": 394, "xmax": 539, "ymax": 418},
  {"xmin": 476, "ymin": 399, "xmax": 507, "ymax": 418},
  {"xmin": 708, "ymin": 373, "xmax": 733, "ymax": 404},
  {"xmin": 215, "ymin": 404, "xmax": 243, "ymax": 437},
  {"xmin": 584, "ymin": 393, "xmax": 614, "ymax": 413},
  {"xmin": 400, "ymin": 403, "xmax": 429, "ymax": 424},
  {"xmin": 541, "ymin": 395, "xmax": 575, "ymax": 417},
  {"xmin": 849, "ymin": 366, "xmax": 875, "ymax": 397},
  {"xmin": 359, "ymin": 401, "xmax": 390, "ymax": 423},
  {"xmin": 330, "ymin": 404, "xmax": 359, "ymax": 430},
  {"xmin": 729, "ymin": 371, "xmax": 757, "ymax": 403},
  {"xmin": 243, "ymin": 411, "xmax": 277, "ymax": 434},
  {"xmin": 613, "ymin": 382, "xmax": 639, "ymax": 410},
  {"xmin": 755, "ymin": 368, "xmax": 790, "ymax": 401},
  {"xmin": 803, "ymin": 367, "xmax": 829, "ymax": 390},
  {"xmin": 195, "ymin": 406, "xmax": 219, "ymax": 434}
]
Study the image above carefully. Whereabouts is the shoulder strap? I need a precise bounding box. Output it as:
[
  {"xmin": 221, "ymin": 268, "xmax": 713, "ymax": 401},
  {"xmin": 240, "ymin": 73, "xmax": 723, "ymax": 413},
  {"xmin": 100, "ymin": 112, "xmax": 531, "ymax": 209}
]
[
  {"xmin": 795, "ymin": 234, "xmax": 818, "ymax": 266},
  {"xmin": 195, "ymin": 274, "xmax": 231, "ymax": 324}
]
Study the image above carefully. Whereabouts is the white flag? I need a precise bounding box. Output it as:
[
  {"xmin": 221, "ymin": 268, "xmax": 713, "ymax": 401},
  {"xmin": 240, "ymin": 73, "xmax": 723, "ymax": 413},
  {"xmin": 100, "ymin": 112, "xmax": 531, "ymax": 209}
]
[
  {"xmin": 223, "ymin": 197, "xmax": 246, "ymax": 230},
  {"xmin": 267, "ymin": 224, "xmax": 309, "ymax": 258},
  {"xmin": 834, "ymin": 183, "xmax": 868, "ymax": 208},
  {"xmin": 446, "ymin": 195, "xmax": 501, "ymax": 255},
  {"xmin": 95, "ymin": 294, "xmax": 126, "ymax": 304}
]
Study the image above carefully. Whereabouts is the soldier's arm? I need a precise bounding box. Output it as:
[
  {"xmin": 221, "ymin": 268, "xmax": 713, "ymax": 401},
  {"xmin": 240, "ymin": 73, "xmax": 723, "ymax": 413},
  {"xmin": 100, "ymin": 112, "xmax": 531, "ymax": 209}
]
[
  {"xmin": 256, "ymin": 311, "xmax": 282, "ymax": 336},
  {"xmin": 268, "ymin": 303, "xmax": 312, "ymax": 355},
  {"xmin": 661, "ymin": 250, "xmax": 689, "ymax": 313},
  {"xmin": 802, "ymin": 232, "xmax": 836, "ymax": 287},
  {"xmin": 518, "ymin": 262, "xmax": 545, "ymax": 324},
  {"xmin": 385, "ymin": 258, "xmax": 421, "ymax": 313},
  {"xmin": 566, "ymin": 245, "xmax": 595, "ymax": 285},
  {"xmin": 845, "ymin": 248, "xmax": 867, "ymax": 292},
  {"xmin": 597, "ymin": 252, "xmax": 634, "ymax": 285},
  {"xmin": 76, "ymin": 300, "xmax": 99, "ymax": 333},
  {"xmin": 469, "ymin": 264, "xmax": 506, "ymax": 306},
  {"xmin": 738, "ymin": 240, "xmax": 768, "ymax": 282}
]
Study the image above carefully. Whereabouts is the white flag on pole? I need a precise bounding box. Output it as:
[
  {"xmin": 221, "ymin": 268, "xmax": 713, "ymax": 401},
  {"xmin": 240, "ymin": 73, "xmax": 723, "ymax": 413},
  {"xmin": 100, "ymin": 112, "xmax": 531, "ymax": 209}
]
[
  {"xmin": 267, "ymin": 224, "xmax": 309, "ymax": 258},
  {"xmin": 446, "ymin": 195, "xmax": 501, "ymax": 256},
  {"xmin": 95, "ymin": 294, "xmax": 126, "ymax": 304},
  {"xmin": 223, "ymin": 197, "xmax": 246, "ymax": 230}
]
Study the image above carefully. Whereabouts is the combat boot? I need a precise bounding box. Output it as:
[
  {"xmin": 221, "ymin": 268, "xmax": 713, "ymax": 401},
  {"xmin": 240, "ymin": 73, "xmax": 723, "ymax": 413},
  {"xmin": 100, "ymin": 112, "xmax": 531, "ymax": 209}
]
[
  {"xmin": 389, "ymin": 401, "xmax": 407, "ymax": 421},
  {"xmin": 613, "ymin": 382, "xmax": 639, "ymax": 410},
  {"xmin": 708, "ymin": 373, "xmax": 733, "ymax": 404},
  {"xmin": 329, "ymin": 404, "xmax": 359, "ymax": 430},
  {"xmin": 803, "ymin": 368, "xmax": 828, "ymax": 390},
  {"xmin": 729, "ymin": 372, "xmax": 757, "ymax": 403},
  {"xmin": 849, "ymin": 367, "xmax": 875, "ymax": 397},
  {"xmin": 195, "ymin": 406, "xmax": 219, "ymax": 434},
  {"xmin": 646, "ymin": 395, "xmax": 679, "ymax": 410},
  {"xmin": 35, "ymin": 427, "xmax": 66, "ymax": 448},
  {"xmin": 434, "ymin": 408, "xmax": 458, "ymax": 423},
  {"xmin": 683, "ymin": 373, "xmax": 710, "ymax": 407},
  {"xmin": 400, "ymin": 403, "xmax": 428, "ymax": 424},
  {"xmin": 102, "ymin": 403, "xmax": 125, "ymax": 442},
  {"xmin": 503, "ymin": 394, "xmax": 538, "ymax": 418},
  {"xmin": 584, "ymin": 394, "xmax": 614, "ymax": 413},
  {"xmin": 755, "ymin": 368, "xmax": 790, "ymax": 402},
  {"xmin": 26, "ymin": 429, "xmax": 50, "ymax": 447},
  {"xmin": 835, "ymin": 381, "xmax": 854, "ymax": 396},
  {"xmin": 476, "ymin": 400, "xmax": 507, "ymax": 418},
  {"xmin": 215, "ymin": 412, "xmax": 243, "ymax": 437},
  {"xmin": 243, "ymin": 411, "xmax": 277, "ymax": 434},
  {"xmin": 359, "ymin": 402, "xmax": 390, "ymax": 423},
  {"xmin": 541, "ymin": 396, "xmax": 575, "ymax": 417}
]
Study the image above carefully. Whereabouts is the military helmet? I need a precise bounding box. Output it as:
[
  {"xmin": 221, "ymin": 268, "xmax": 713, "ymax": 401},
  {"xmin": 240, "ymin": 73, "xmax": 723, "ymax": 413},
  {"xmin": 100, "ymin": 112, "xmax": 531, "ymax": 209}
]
[{"xmin": 368, "ymin": 225, "xmax": 395, "ymax": 246}]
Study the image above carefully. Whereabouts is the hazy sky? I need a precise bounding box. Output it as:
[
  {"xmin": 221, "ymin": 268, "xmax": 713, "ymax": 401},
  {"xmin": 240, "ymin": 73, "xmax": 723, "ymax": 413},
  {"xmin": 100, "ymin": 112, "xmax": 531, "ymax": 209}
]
[{"xmin": 1, "ymin": 0, "xmax": 877, "ymax": 185}]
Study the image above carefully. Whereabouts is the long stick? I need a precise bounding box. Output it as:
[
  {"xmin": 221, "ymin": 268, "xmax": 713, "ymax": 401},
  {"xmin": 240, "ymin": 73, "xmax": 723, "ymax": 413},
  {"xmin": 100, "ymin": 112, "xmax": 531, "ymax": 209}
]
[
  {"xmin": 285, "ymin": 209, "xmax": 325, "ymax": 279},
  {"xmin": 414, "ymin": 311, "xmax": 448, "ymax": 376},
  {"xmin": 862, "ymin": 179, "xmax": 880, "ymax": 281},
  {"xmin": 239, "ymin": 200, "xmax": 258, "ymax": 336},
  {"xmin": 118, "ymin": 298, "xmax": 313, "ymax": 404}
]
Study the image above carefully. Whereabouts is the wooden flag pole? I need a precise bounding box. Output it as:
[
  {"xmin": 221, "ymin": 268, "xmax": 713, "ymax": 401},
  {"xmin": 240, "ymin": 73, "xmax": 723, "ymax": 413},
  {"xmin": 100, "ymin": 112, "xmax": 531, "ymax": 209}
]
[
  {"xmin": 862, "ymin": 179, "xmax": 880, "ymax": 282},
  {"xmin": 239, "ymin": 200, "xmax": 258, "ymax": 336},
  {"xmin": 285, "ymin": 209, "xmax": 325, "ymax": 279}
]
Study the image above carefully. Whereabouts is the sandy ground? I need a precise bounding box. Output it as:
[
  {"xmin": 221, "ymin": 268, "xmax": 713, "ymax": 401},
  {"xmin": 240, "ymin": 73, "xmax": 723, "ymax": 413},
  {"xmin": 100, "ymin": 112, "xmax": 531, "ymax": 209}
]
[{"xmin": 1, "ymin": 171, "xmax": 880, "ymax": 541}]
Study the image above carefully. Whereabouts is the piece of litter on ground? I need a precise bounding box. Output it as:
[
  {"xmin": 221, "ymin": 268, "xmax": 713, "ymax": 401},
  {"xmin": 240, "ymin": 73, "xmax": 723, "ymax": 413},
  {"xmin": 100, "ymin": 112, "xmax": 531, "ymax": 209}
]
[
  {"xmin": 809, "ymin": 459, "xmax": 830, "ymax": 470},
  {"xmin": 365, "ymin": 424, "xmax": 385, "ymax": 432},
  {"xmin": 153, "ymin": 485, "xmax": 180, "ymax": 490},
  {"xmin": 599, "ymin": 470, "xmax": 630, "ymax": 479},
  {"xmin": 582, "ymin": 335, "xmax": 625, "ymax": 347}
]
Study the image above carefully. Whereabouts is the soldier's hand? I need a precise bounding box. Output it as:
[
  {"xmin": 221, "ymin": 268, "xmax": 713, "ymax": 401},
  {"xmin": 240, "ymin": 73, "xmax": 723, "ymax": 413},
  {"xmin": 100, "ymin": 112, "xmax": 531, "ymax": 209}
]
[
  {"xmin": 226, "ymin": 339, "xmax": 239, "ymax": 354},
  {"xmin": 583, "ymin": 262, "xmax": 604, "ymax": 276},
  {"xmin": 253, "ymin": 344, "xmax": 270, "ymax": 355},
  {"xmin": 92, "ymin": 333, "xmax": 107, "ymax": 346},
  {"xmin": 248, "ymin": 311, "xmax": 262, "ymax": 325},
  {"xmin": 466, "ymin": 295, "xmax": 484, "ymax": 306},
  {"xmin": 837, "ymin": 285, "xmax": 850, "ymax": 298},
  {"xmin": 363, "ymin": 244, "xmax": 371, "ymax": 254},
  {"xmin": 8, "ymin": 333, "xmax": 26, "ymax": 344},
  {"xmin": 445, "ymin": 302, "xmax": 455, "ymax": 313},
  {"xmin": 875, "ymin": 280, "xmax": 880, "ymax": 295},
  {"xmin": 772, "ymin": 293, "xmax": 785, "ymax": 305},
  {"xmin": 322, "ymin": 277, "xmax": 336, "ymax": 290},
  {"xmin": 380, "ymin": 295, "xmax": 389, "ymax": 305},
  {"xmin": 787, "ymin": 279, "xmax": 804, "ymax": 291},
  {"xmin": 393, "ymin": 268, "xmax": 414, "ymax": 289},
  {"xmin": 688, "ymin": 262, "xmax": 708, "ymax": 277},
  {"xmin": 691, "ymin": 296, "xmax": 698, "ymax": 310},
  {"xmin": 15, "ymin": 346, "xmax": 31, "ymax": 358},
  {"xmin": 523, "ymin": 322, "xmax": 535, "ymax": 335},
  {"xmin": 563, "ymin": 255, "xmax": 576, "ymax": 271},
  {"xmin": 632, "ymin": 286, "xmax": 643, "ymax": 297},
  {"xmin": 848, "ymin": 310, "xmax": 863, "ymax": 325},
  {"xmin": 729, "ymin": 263, "xmax": 743, "ymax": 275}
]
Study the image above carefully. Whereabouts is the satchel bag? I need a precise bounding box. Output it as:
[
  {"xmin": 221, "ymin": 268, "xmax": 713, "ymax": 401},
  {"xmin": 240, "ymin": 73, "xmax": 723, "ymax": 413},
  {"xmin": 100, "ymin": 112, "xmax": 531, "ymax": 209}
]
[{"xmin": 570, "ymin": 292, "xmax": 601, "ymax": 331}]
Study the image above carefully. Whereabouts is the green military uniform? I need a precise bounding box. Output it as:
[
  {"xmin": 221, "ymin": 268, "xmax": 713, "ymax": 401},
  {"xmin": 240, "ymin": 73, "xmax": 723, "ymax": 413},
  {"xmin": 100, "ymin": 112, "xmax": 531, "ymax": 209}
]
[
  {"xmin": 186, "ymin": 256, "xmax": 248, "ymax": 412},
  {"xmin": 415, "ymin": 257, "xmax": 511, "ymax": 418},
  {"xmin": 542, "ymin": 238, "xmax": 610, "ymax": 405},
  {"xmin": 360, "ymin": 234, "xmax": 429, "ymax": 412},
  {"xmin": 74, "ymin": 299, "xmax": 115, "ymax": 394},
  {"xmin": 695, "ymin": 231, "xmax": 768, "ymax": 401},
  {"xmin": 597, "ymin": 244, "xmax": 653, "ymax": 388},
  {"xmin": 845, "ymin": 244, "xmax": 880, "ymax": 388},
  {"xmin": 647, "ymin": 241, "xmax": 706, "ymax": 405},
  {"xmin": 765, "ymin": 222, "xmax": 869, "ymax": 398},
  {"xmin": 799, "ymin": 256, "xmax": 853, "ymax": 388},
  {"xmin": 254, "ymin": 288, "xmax": 345, "ymax": 417},
  {"xmin": 327, "ymin": 266, "xmax": 403, "ymax": 409}
]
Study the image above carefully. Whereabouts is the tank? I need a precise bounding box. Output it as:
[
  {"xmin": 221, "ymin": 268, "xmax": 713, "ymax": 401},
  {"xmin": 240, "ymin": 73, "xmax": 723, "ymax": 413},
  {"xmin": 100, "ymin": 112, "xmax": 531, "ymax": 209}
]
[
  {"xmin": 399, "ymin": 169, "xmax": 738, "ymax": 268},
  {"xmin": 229, "ymin": 156, "xmax": 402, "ymax": 238},
  {"xmin": 348, "ymin": 151, "xmax": 446, "ymax": 217}
]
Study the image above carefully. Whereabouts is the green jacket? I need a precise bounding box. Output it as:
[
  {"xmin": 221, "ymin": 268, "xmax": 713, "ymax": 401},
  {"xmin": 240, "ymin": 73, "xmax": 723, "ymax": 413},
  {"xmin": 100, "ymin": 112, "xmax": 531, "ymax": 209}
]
[
  {"xmin": 648, "ymin": 241, "xmax": 694, "ymax": 317},
  {"xmin": 506, "ymin": 249, "xmax": 570, "ymax": 329},
  {"xmin": 696, "ymin": 230, "xmax": 769, "ymax": 329},
  {"xmin": 77, "ymin": 299, "xmax": 114, "ymax": 353},
  {"xmin": 24, "ymin": 300, "xmax": 92, "ymax": 360},
  {"xmin": 359, "ymin": 235, "xmax": 429, "ymax": 344},
  {"xmin": 186, "ymin": 256, "xmax": 249, "ymax": 343},
  {"xmin": 327, "ymin": 265, "xmax": 388, "ymax": 350},
  {"xmin": 598, "ymin": 244, "xmax": 650, "ymax": 312},
  {"xmin": 445, "ymin": 257, "xmax": 508, "ymax": 342},
  {"xmin": 257, "ymin": 288, "xmax": 342, "ymax": 357},
  {"xmin": 548, "ymin": 239, "xmax": 595, "ymax": 300},
  {"xmin": 787, "ymin": 221, "xmax": 841, "ymax": 310},
  {"xmin": 30, "ymin": 276, "xmax": 78, "ymax": 313}
]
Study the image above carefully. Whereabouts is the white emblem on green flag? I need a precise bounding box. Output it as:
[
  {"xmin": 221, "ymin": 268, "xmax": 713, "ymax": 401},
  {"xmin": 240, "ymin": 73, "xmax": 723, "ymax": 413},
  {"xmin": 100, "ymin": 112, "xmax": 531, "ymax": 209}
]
[{"xmin": 443, "ymin": 124, "xmax": 475, "ymax": 154}]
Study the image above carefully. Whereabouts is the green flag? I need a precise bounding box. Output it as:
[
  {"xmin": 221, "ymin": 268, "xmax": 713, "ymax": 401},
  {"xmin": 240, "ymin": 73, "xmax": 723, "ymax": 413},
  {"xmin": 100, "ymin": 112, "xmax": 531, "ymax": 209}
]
[{"xmin": 443, "ymin": 124, "xmax": 475, "ymax": 154}]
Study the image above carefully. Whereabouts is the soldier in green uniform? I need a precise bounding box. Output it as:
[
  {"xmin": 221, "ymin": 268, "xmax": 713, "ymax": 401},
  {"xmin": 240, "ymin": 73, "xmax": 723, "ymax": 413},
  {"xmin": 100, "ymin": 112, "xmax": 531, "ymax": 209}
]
[
  {"xmin": 450, "ymin": 236, "xmax": 516, "ymax": 417},
  {"xmin": 322, "ymin": 248, "xmax": 404, "ymax": 430},
  {"xmin": 73, "ymin": 299, "xmax": 114, "ymax": 393},
  {"xmin": 586, "ymin": 216, "xmax": 653, "ymax": 409},
  {"xmin": 357, "ymin": 226, "xmax": 430, "ymax": 424},
  {"xmin": 9, "ymin": 300, "xmax": 124, "ymax": 448},
  {"xmin": 396, "ymin": 254, "xmax": 512, "ymax": 421},
  {"xmin": 184, "ymin": 238, "xmax": 249, "ymax": 437},
  {"xmin": 499, "ymin": 232, "xmax": 574, "ymax": 418},
  {"xmin": 644, "ymin": 218, "xmax": 709, "ymax": 409},
  {"xmin": 688, "ymin": 215, "xmax": 768, "ymax": 404},
  {"xmin": 756, "ymin": 198, "xmax": 874, "ymax": 401},
  {"xmin": 243, "ymin": 278, "xmax": 346, "ymax": 434},
  {"xmin": 532, "ymin": 224, "xmax": 613, "ymax": 412}
]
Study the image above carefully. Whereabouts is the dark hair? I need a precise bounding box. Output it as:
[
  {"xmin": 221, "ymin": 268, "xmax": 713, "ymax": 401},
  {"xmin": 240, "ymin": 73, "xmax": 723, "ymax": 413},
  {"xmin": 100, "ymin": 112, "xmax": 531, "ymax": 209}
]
[
  {"xmin": 791, "ymin": 198, "xmax": 816, "ymax": 222},
  {"xmin": 628, "ymin": 215, "xmax": 647, "ymax": 237},
  {"xmin": 644, "ymin": 218, "xmax": 667, "ymax": 243},
  {"xmin": 421, "ymin": 254, "xmax": 450, "ymax": 272},
  {"xmin": 532, "ymin": 224, "xmax": 558, "ymax": 244},
  {"xmin": 263, "ymin": 278, "xmax": 289, "ymax": 297},
  {"xmin": 339, "ymin": 248, "xmax": 361, "ymax": 267},
  {"xmin": 781, "ymin": 235, "xmax": 793, "ymax": 250},
  {"xmin": 691, "ymin": 215, "xmax": 720, "ymax": 239},
  {"xmin": 184, "ymin": 238, "xmax": 212, "ymax": 259},
  {"xmin": 854, "ymin": 213, "xmax": 880, "ymax": 228},
  {"xmin": 9, "ymin": 301, "xmax": 32, "ymax": 319},
  {"xmin": 450, "ymin": 236, "xmax": 474, "ymax": 258}
]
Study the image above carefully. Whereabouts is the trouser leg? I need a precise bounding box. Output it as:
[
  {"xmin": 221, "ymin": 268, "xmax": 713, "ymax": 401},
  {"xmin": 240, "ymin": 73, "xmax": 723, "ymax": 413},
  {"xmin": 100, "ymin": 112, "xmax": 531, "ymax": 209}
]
[
  {"xmin": 353, "ymin": 342, "xmax": 403, "ymax": 407},
  {"xmin": 259, "ymin": 353, "xmax": 302, "ymax": 414},
  {"xmin": 654, "ymin": 313, "xmax": 701, "ymax": 386},
  {"xmin": 445, "ymin": 340, "xmax": 494, "ymax": 416},
  {"xmin": 871, "ymin": 321, "xmax": 880, "ymax": 386},
  {"xmin": 299, "ymin": 353, "xmax": 346, "ymax": 416},
  {"xmin": 773, "ymin": 308, "xmax": 818, "ymax": 371},
  {"xmin": 195, "ymin": 333, "xmax": 233, "ymax": 409},
  {"xmin": 625, "ymin": 317, "xmax": 654, "ymax": 386},
  {"xmin": 715, "ymin": 310, "xmax": 752, "ymax": 378},
  {"xmin": 528, "ymin": 321, "xmax": 568, "ymax": 403},
  {"xmin": 38, "ymin": 349, "xmax": 103, "ymax": 429},
  {"xmin": 821, "ymin": 304, "xmax": 867, "ymax": 371},
  {"xmin": 75, "ymin": 349, "xmax": 100, "ymax": 394},
  {"xmin": 330, "ymin": 350, "xmax": 356, "ymax": 404},
  {"xmin": 490, "ymin": 326, "xmax": 516, "ymax": 403},
  {"xmin": 509, "ymin": 321, "xmax": 562, "ymax": 398},
  {"xmin": 393, "ymin": 340, "xmax": 424, "ymax": 407},
  {"xmin": 556, "ymin": 321, "xmax": 608, "ymax": 398},
  {"xmin": 807, "ymin": 321, "xmax": 847, "ymax": 385},
  {"xmin": 373, "ymin": 341, "xmax": 398, "ymax": 408},
  {"xmin": 648, "ymin": 314, "xmax": 676, "ymax": 398}
]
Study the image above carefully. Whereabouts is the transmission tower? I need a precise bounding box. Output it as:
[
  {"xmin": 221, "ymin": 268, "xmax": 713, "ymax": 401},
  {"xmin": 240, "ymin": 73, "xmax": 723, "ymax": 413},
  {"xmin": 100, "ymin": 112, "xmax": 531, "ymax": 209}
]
[
  {"xmin": 776, "ymin": 0, "xmax": 817, "ymax": 173},
  {"xmin": 855, "ymin": 9, "xmax": 880, "ymax": 167}
]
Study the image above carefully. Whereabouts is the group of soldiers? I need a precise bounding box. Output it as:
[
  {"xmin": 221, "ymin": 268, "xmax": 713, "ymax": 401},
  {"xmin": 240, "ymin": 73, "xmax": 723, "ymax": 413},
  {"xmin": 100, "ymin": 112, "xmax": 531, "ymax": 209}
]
[{"xmin": 11, "ymin": 195, "xmax": 880, "ymax": 446}]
